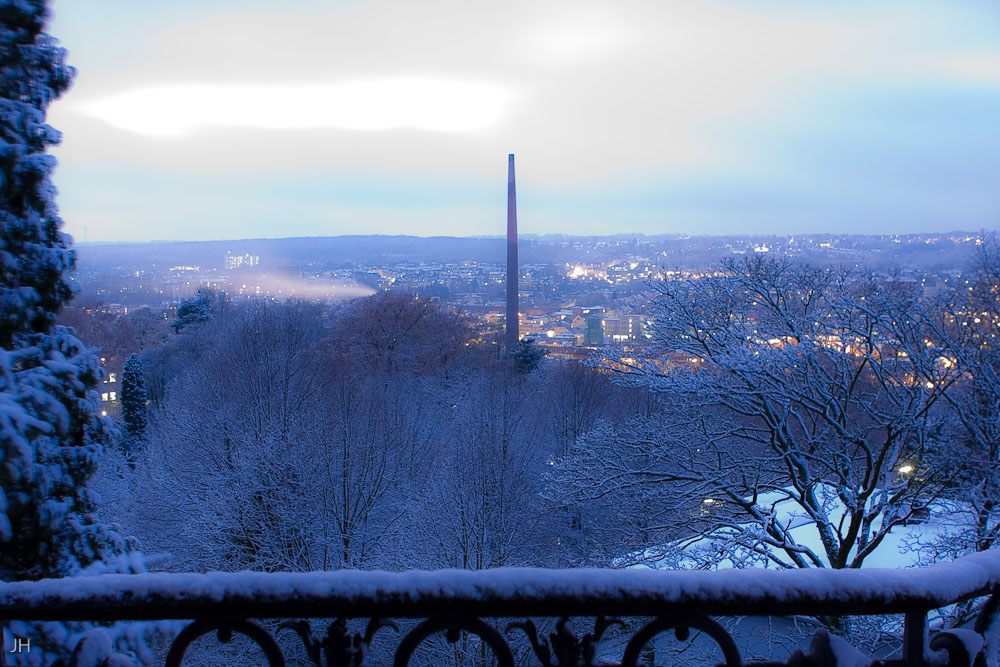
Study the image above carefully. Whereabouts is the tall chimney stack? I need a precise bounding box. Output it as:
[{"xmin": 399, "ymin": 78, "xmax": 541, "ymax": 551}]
[{"xmin": 505, "ymin": 154, "xmax": 519, "ymax": 351}]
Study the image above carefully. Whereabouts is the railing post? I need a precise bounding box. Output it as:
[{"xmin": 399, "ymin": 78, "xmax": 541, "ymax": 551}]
[{"xmin": 903, "ymin": 611, "xmax": 926, "ymax": 666}]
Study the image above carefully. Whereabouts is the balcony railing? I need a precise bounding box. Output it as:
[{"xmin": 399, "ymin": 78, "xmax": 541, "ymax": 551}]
[{"xmin": 1, "ymin": 549, "xmax": 998, "ymax": 666}]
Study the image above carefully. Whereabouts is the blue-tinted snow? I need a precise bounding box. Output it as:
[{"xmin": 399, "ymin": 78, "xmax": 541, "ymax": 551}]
[
  {"xmin": 0, "ymin": 549, "xmax": 998, "ymax": 615},
  {"xmin": 623, "ymin": 484, "xmax": 977, "ymax": 571}
]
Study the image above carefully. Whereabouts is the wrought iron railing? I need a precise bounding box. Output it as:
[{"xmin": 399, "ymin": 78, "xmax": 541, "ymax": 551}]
[{"xmin": 1, "ymin": 549, "xmax": 998, "ymax": 666}]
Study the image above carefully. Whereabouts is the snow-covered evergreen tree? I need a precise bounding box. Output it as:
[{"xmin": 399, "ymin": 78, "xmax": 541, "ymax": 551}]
[
  {"xmin": 119, "ymin": 353, "xmax": 147, "ymax": 453},
  {"xmin": 507, "ymin": 338, "xmax": 547, "ymax": 374},
  {"xmin": 0, "ymin": 0, "xmax": 137, "ymax": 581},
  {"xmin": 171, "ymin": 288, "xmax": 223, "ymax": 333}
]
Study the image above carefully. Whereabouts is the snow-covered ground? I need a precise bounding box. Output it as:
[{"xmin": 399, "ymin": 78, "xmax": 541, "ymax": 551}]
[{"xmin": 619, "ymin": 484, "xmax": 980, "ymax": 571}]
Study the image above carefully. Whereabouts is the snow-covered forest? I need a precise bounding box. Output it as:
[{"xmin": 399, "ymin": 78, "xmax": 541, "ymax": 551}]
[
  {"xmin": 85, "ymin": 290, "xmax": 655, "ymax": 574},
  {"xmin": 74, "ymin": 248, "xmax": 1000, "ymax": 584},
  {"xmin": 49, "ymin": 244, "xmax": 1000, "ymax": 663}
]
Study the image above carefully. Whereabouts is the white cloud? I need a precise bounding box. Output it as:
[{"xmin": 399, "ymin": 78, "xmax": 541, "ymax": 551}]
[{"xmin": 79, "ymin": 77, "xmax": 516, "ymax": 136}]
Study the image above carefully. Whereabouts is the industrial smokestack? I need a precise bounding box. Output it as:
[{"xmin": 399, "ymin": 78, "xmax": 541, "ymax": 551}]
[{"xmin": 505, "ymin": 154, "xmax": 519, "ymax": 351}]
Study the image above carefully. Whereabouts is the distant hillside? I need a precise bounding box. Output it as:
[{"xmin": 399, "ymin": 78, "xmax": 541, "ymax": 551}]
[
  {"xmin": 75, "ymin": 236, "xmax": 547, "ymax": 270},
  {"xmin": 73, "ymin": 233, "xmax": 982, "ymax": 273}
]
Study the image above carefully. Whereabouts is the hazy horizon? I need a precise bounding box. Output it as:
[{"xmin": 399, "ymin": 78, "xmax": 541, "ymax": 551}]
[{"xmin": 70, "ymin": 229, "xmax": 989, "ymax": 247}]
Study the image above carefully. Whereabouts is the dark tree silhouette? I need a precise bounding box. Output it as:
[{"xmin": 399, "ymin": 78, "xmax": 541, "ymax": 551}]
[{"xmin": 508, "ymin": 338, "xmax": 547, "ymax": 374}]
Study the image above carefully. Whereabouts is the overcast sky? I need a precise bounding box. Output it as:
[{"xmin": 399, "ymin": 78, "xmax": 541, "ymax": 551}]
[{"xmin": 47, "ymin": 0, "xmax": 1000, "ymax": 242}]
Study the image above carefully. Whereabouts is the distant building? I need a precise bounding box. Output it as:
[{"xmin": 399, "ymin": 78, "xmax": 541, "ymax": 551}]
[
  {"xmin": 583, "ymin": 315, "xmax": 604, "ymax": 347},
  {"xmin": 225, "ymin": 252, "xmax": 260, "ymax": 270},
  {"xmin": 98, "ymin": 356, "xmax": 119, "ymax": 417},
  {"xmin": 564, "ymin": 328, "xmax": 585, "ymax": 346},
  {"xmin": 625, "ymin": 314, "xmax": 642, "ymax": 340}
]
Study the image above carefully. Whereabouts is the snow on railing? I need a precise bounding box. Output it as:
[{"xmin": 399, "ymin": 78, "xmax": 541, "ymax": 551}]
[{"xmin": 1, "ymin": 549, "xmax": 999, "ymax": 666}]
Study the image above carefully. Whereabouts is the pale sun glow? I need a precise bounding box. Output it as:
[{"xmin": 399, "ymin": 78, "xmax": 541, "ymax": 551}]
[
  {"xmin": 519, "ymin": 12, "xmax": 632, "ymax": 66},
  {"xmin": 80, "ymin": 77, "xmax": 516, "ymax": 137}
]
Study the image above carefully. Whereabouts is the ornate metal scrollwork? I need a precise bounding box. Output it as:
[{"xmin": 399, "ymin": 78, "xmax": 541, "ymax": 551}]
[
  {"xmin": 974, "ymin": 592, "xmax": 999, "ymax": 666},
  {"xmin": 280, "ymin": 617, "xmax": 397, "ymax": 667},
  {"xmin": 922, "ymin": 592, "xmax": 1000, "ymax": 667},
  {"xmin": 393, "ymin": 616, "xmax": 514, "ymax": 667},
  {"xmin": 620, "ymin": 614, "xmax": 742, "ymax": 667},
  {"xmin": 164, "ymin": 619, "xmax": 285, "ymax": 667},
  {"xmin": 508, "ymin": 615, "xmax": 625, "ymax": 666},
  {"xmin": 930, "ymin": 629, "xmax": 985, "ymax": 667}
]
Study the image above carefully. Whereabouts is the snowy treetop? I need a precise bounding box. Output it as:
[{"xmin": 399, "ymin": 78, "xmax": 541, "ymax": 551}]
[{"xmin": 1, "ymin": 549, "xmax": 998, "ymax": 622}]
